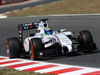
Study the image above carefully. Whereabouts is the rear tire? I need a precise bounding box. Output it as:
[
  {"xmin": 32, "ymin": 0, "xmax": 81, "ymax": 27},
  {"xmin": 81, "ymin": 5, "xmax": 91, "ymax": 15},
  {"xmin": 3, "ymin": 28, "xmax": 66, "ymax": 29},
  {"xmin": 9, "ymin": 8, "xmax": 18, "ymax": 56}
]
[
  {"xmin": 6, "ymin": 37, "xmax": 21, "ymax": 59},
  {"xmin": 29, "ymin": 38, "xmax": 43, "ymax": 60}
]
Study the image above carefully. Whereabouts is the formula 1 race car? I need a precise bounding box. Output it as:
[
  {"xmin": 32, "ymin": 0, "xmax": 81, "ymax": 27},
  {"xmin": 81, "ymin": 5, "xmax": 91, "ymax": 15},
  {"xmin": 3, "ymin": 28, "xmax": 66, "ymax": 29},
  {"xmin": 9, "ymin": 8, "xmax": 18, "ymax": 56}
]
[{"xmin": 6, "ymin": 19, "xmax": 97, "ymax": 60}]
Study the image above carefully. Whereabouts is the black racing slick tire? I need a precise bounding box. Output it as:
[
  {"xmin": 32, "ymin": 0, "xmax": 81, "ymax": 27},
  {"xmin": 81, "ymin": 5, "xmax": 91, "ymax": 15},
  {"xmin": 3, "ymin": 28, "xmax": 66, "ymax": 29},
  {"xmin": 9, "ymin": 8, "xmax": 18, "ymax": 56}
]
[
  {"xmin": 78, "ymin": 30, "xmax": 93, "ymax": 45},
  {"xmin": 78, "ymin": 30, "xmax": 97, "ymax": 52},
  {"xmin": 29, "ymin": 38, "xmax": 43, "ymax": 60},
  {"xmin": 6, "ymin": 37, "xmax": 21, "ymax": 59}
]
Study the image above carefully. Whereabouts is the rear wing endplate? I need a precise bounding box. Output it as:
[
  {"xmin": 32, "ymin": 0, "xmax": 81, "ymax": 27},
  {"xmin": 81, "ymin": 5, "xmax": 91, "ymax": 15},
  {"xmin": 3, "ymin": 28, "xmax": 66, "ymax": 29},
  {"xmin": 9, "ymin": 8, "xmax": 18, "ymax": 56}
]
[{"xmin": 18, "ymin": 22, "xmax": 38, "ymax": 45}]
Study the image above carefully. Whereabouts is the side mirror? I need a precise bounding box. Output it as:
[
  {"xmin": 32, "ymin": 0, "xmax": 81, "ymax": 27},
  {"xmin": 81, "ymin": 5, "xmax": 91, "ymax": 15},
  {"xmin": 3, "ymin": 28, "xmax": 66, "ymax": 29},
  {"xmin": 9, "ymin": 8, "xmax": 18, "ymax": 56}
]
[{"xmin": 60, "ymin": 29, "xmax": 66, "ymax": 32}]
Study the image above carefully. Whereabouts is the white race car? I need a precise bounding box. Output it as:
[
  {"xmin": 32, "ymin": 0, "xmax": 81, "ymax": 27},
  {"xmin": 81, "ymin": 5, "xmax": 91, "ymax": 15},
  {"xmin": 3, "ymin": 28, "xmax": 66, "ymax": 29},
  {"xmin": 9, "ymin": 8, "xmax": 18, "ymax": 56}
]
[{"xmin": 6, "ymin": 19, "xmax": 97, "ymax": 60}]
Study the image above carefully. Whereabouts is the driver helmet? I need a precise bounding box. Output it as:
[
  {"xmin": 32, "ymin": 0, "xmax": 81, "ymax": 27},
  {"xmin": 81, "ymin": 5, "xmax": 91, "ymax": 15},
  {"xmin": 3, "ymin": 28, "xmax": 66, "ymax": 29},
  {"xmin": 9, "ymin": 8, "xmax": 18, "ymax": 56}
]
[{"xmin": 44, "ymin": 28, "xmax": 52, "ymax": 35}]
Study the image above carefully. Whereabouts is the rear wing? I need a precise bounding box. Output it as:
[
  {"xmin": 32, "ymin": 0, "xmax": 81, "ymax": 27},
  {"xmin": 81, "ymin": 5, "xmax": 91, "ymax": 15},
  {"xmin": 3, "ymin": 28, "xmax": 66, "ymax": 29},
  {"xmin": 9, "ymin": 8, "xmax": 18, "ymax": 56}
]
[
  {"xmin": 18, "ymin": 22, "xmax": 38, "ymax": 45},
  {"xmin": 18, "ymin": 22, "xmax": 38, "ymax": 30}
]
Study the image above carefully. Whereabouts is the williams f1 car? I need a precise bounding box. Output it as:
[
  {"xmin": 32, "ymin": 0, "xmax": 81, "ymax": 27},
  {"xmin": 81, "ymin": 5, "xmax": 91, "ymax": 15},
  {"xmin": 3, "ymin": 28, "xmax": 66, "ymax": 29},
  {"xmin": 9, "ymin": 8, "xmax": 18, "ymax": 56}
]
[{"xmin": 6, "ymin": 19, "xmax": 97, "ymax": 60}]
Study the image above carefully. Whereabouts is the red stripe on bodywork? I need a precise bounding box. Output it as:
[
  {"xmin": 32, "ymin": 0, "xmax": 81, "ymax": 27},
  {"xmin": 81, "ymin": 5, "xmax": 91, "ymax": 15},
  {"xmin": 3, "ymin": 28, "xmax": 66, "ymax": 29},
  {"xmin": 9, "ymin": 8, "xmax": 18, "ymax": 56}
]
[
  {"xmin": 82, "ymin": 71, "xmax": 100, "ymax": 75},
  {"xmin": 24, "ymin": 64, "xmax": 58, "ymax": 72},
  {"xmin": 0, "ymin": 60, "xmax": 22, "ymax": 65},
  {"xmin": 5, "ymin": 62, "xmax": 38, "ymax": 68},
  {"xmin": 46, "ymin": 67, "xmax": 83, "ymax": 75},
  {"xmin": 54, "ymin": 35, "xmax": 61, "ymax": 45}
]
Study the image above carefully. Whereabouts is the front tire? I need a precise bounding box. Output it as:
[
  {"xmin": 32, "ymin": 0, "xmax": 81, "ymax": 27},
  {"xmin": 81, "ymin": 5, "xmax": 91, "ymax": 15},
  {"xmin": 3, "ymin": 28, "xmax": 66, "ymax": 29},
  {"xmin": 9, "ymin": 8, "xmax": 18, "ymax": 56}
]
[
  {"xmin": 29, "ymin": 38, "xmax": 43, "ymax": 60},
  {"xmin": 6, "ymin": 37, "xmax": 21, "ymax": 59},
  {"xmin": 78, "ymin": 30, "xmax": 97, "ymax": 52},
  {"xmin": 78, "ymin": 30, "xmax": 93, "ymax": 45}
]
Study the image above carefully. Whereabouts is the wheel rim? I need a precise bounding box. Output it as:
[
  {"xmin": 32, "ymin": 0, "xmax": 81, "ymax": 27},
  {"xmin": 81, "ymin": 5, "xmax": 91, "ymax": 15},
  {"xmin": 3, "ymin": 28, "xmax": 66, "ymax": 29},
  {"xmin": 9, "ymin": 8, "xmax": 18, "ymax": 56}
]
[
  {"xmin": 78, "ymin": 33, "xmax": 84, "ymax": 44},
  {"xmin": 29, "ymin": 40, "xmax": 34, "ymax": 59},
  {"xmin": 78, "ymin": 33, "xmax": 82, "ymax": 39},
  {"xmin": 6, "ymin": 40, "xmax": 10, "ymax": 58}
]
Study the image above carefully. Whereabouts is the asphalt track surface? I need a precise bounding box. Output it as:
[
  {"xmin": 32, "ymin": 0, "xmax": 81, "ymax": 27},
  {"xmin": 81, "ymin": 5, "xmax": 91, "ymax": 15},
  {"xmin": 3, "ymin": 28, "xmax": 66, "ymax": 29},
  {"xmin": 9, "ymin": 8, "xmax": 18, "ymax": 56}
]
[
  {"xmin": 0, "ymin": 0, "xmax": 60, "ymax": 14},
  {"xmin": 0, "ymin": 15, "xmax": 100, "ymax": 69}
]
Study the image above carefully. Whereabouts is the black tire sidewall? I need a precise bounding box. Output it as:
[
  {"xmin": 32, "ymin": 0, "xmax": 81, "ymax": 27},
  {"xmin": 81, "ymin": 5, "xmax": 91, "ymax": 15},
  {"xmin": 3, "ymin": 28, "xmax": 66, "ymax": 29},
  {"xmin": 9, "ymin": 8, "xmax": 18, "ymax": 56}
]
[
  {"xmin": 78, "ymin": 30, "xmax": 93, "ymax": 45},
  {"xmin": 29, "ymin": 38, "xmax": 42, "ymax": 60},
  {"xmin": 6, "ymin": 37, "xmax": 21, "ymax": 58}
]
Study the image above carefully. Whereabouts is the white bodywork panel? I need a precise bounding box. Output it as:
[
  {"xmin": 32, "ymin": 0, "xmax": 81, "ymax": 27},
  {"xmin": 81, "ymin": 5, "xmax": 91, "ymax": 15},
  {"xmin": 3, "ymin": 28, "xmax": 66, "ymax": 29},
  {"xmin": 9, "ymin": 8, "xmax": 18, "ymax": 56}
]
[
  {"xmin": 23, "ymin": 20, "xmax": 73, "ymax": 53},
  {"xmin": 23, "ymin": 31, "xmax": 73, "ymax": 53},
  {"xmin": 55, "ymin": 33, "xmax": 73, "ymax": 52}
]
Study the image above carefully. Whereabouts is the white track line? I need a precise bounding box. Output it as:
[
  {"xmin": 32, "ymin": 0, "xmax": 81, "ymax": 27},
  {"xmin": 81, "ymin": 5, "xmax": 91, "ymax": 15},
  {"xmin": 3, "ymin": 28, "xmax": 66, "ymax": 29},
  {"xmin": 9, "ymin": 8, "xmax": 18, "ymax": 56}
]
[
  {"xmin": 13, "ymin": 10, "xmax": 19, "ymax": 12},
  {"xmin": 23, "ymin": 7, "xmax": 30, "ymax": 10}
]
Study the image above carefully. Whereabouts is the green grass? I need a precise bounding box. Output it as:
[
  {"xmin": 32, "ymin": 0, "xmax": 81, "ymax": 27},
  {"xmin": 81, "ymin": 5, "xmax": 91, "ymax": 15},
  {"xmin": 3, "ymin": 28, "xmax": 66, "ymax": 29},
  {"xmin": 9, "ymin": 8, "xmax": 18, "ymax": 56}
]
[
  {"xmin": 6, "ymin": 0, "xmax": 100, "ymax": 17},
  {"xmin": 0, "ymin": 68, "xmax": 55, "ymax": 75}
]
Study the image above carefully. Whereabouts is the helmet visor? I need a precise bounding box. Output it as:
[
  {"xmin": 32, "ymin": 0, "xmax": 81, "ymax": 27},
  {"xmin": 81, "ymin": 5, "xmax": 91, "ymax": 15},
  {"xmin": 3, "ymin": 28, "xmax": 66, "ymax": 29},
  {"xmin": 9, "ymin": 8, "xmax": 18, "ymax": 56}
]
[{"xmin": 45, "ymin": 30, "xmax": 52, "ymax": 35}]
